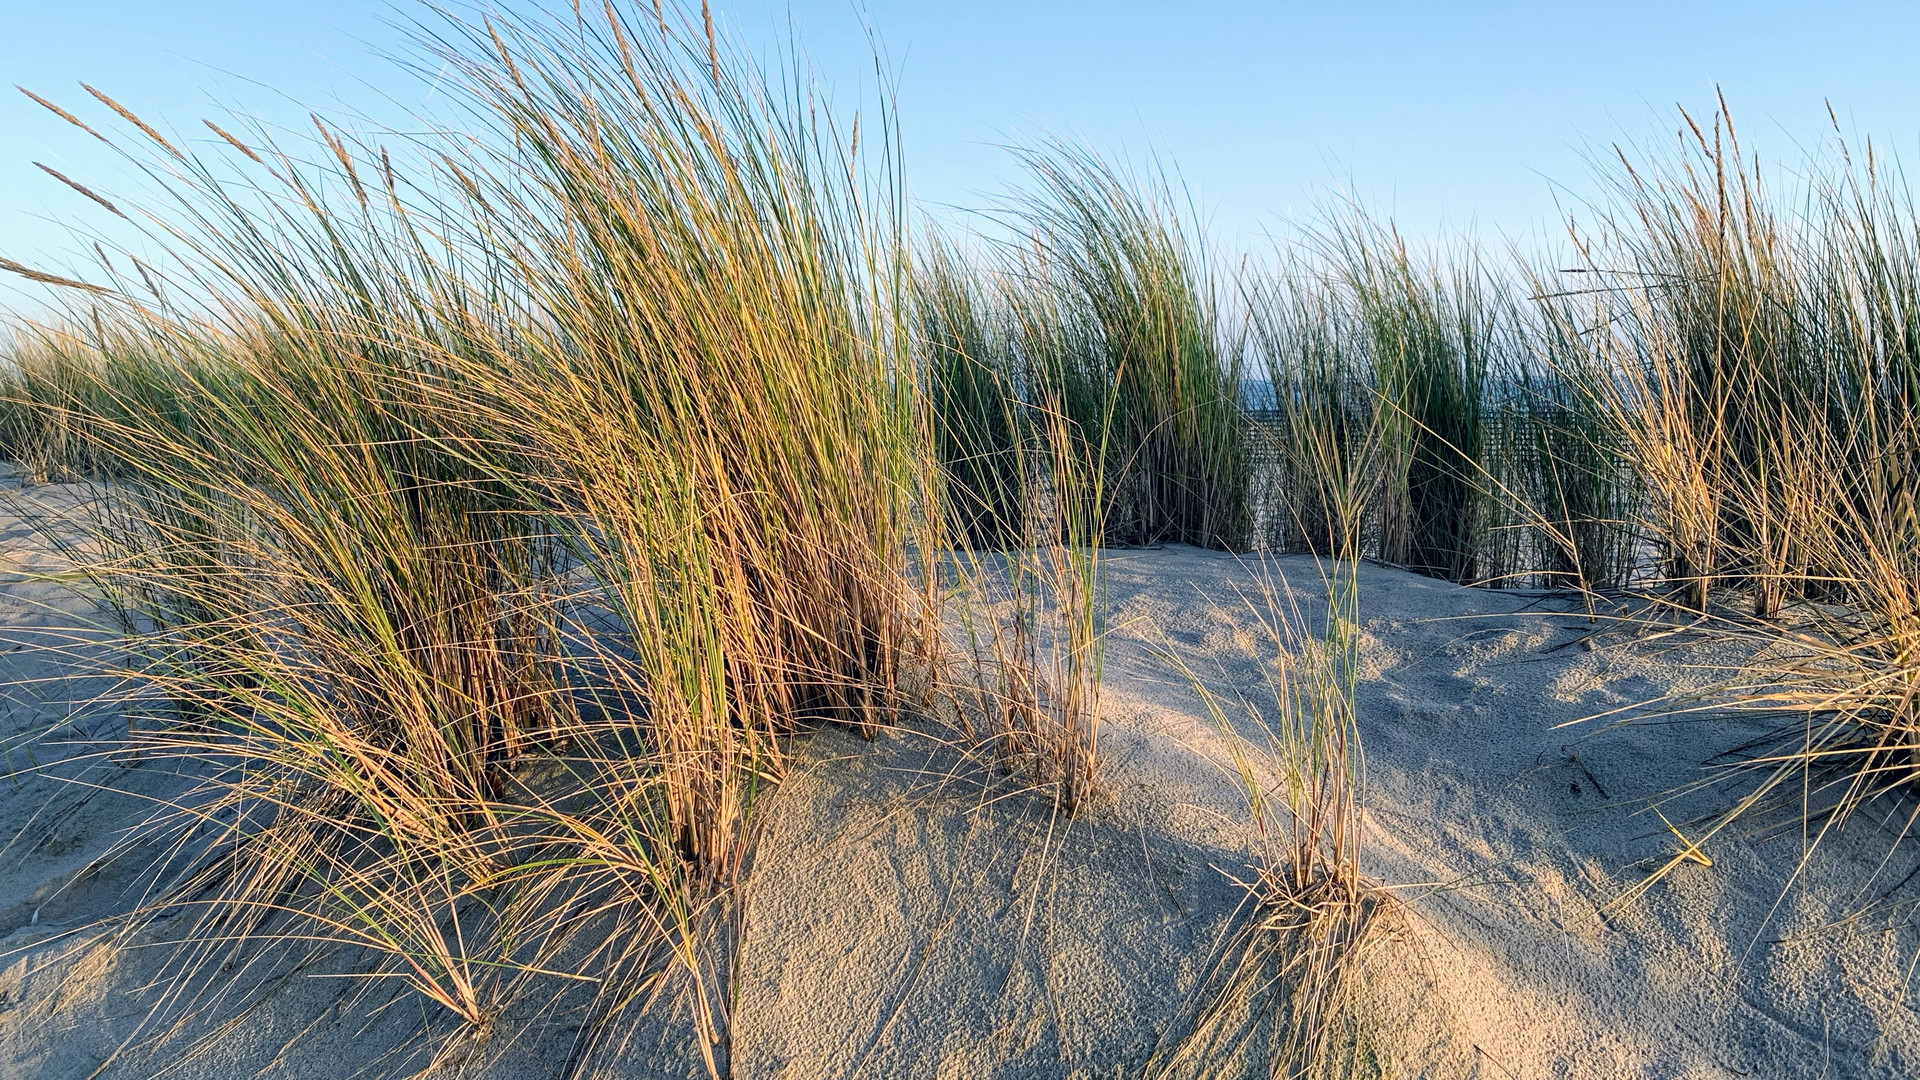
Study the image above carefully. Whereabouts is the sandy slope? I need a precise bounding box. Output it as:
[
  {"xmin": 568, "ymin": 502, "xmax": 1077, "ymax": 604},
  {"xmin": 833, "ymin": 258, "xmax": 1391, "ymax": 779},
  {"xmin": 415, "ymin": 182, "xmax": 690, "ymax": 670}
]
[
  {"xmin": 1094, "ymin": 549, "xmax": 1920, "ymax": 1079},
  {"xmin": 1, "ymin": 474, "xmax": 1916, "ymax": 1078}
]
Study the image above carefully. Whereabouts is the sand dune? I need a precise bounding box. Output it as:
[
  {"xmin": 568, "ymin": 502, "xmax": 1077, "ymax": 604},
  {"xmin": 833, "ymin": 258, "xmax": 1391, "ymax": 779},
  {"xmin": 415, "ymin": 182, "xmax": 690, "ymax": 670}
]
[{"xmin": 2, "ymin": 477, "xmax": 1916, "ymax": 1078}]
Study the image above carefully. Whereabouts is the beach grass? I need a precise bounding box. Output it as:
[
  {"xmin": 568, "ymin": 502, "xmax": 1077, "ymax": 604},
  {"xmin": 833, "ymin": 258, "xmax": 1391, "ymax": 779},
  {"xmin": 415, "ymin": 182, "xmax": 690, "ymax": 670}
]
[
  {"xmin": 2, "ymin": 4, "xmax": 1920, "ymax": 1075},
  {"xmin": 4, "ymin": 2, "xmax": 933, "ymax": 1072},
  {"xmin": 1011, "ymin": 144, "xmax": 1250, "ymax": 552}
]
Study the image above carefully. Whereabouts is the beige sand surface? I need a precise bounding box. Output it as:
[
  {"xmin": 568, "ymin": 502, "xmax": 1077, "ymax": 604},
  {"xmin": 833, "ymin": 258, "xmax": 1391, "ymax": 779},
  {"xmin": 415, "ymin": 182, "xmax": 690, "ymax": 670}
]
[{"xmin": 2, "ymin": 473, "xmax": 1916, "ymax": 1078}]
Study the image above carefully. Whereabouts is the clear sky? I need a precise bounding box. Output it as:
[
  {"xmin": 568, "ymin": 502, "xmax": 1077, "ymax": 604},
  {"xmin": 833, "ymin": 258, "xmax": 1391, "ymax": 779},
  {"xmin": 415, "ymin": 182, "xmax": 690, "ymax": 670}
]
[{"xmin": 3, "ymin": 1, "xmax": 1917, "ymax": 311}]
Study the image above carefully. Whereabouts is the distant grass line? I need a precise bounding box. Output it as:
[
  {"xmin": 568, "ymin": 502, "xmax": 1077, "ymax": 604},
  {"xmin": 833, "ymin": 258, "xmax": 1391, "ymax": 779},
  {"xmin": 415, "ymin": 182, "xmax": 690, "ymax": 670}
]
[{"xmin": 13, "ymin": 101, "xmax": 1910, "ymax": 608}]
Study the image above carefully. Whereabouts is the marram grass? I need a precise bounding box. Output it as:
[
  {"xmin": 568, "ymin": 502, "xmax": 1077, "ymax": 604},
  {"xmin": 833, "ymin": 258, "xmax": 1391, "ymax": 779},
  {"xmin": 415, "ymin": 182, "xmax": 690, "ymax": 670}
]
[
  {"xmin": 4, "ymin": 2, "xmax": 935, "ymax": 1074},
  {"xmin": 5, "ymin": 8, "xmax": 1920, "ymax": 1076}
]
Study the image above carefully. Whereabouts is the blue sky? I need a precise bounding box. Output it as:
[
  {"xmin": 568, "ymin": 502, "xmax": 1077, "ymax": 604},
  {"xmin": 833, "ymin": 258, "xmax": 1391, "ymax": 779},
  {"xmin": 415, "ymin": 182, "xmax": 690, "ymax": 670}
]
[{"xmin": 3, "ymin": 1, "xmax": 1916, "ymax": 310}]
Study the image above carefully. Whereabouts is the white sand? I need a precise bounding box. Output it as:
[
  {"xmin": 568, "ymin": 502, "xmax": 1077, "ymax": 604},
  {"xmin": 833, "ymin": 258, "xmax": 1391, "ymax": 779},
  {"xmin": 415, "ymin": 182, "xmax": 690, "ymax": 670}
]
[{"xmin": 2, "ymin": 475, "xmax": 1917, "ymax": 1078}]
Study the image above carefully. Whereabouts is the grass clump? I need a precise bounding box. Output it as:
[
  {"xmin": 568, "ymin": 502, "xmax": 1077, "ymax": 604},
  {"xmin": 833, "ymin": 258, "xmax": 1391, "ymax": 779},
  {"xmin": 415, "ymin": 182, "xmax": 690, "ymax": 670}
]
[
  {"xmin": 426, "ymin": 0, "xmax": 926, "ymax": 872},
  {"xmin": 1580, "ymin": 101, "xmax": 1813, "ymax": 613},
  {"xmin": 1246, "ymin": 221, "xmax": 1509, "ymax": 587},
  {"xmin": 921, "ymin": 147, "xmax": 1244, "ymax": 813},
  {"xmin": 4, "ymin": 1, "xmax": 931, "ymax": 1072},
  {"xmin": 1013, "ymin": 145, "xmax": 1249, "ymax": 551},
  {"xmin": 1492, "ymin": 293, "xmax": 1644, "ymax": 591},
  {"xmin": 918, "ymin": 230, "xmax": 1029, "ymax": 551},
  {"xmin": 1333, "ymin": 221, "xmax": 1498, "ymax": 585},
  {"xmin": 25, "ymin": 316, "xmax": 575, "ymax": 1035},
  {"xmin": 1150, "ymin": 553, "xmax": 1386, "ymax": 1080},
  {"xmin": 1542, "ymin": 101, "xmax": 1920, "ymax": 906},
  {"xmin": 1245, "ymin": 256, "xmax": 1379, "ymax": 558},
  {"xmin": 922, "ymin": 249, "xmax": 1115, "ymax": 813}
]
